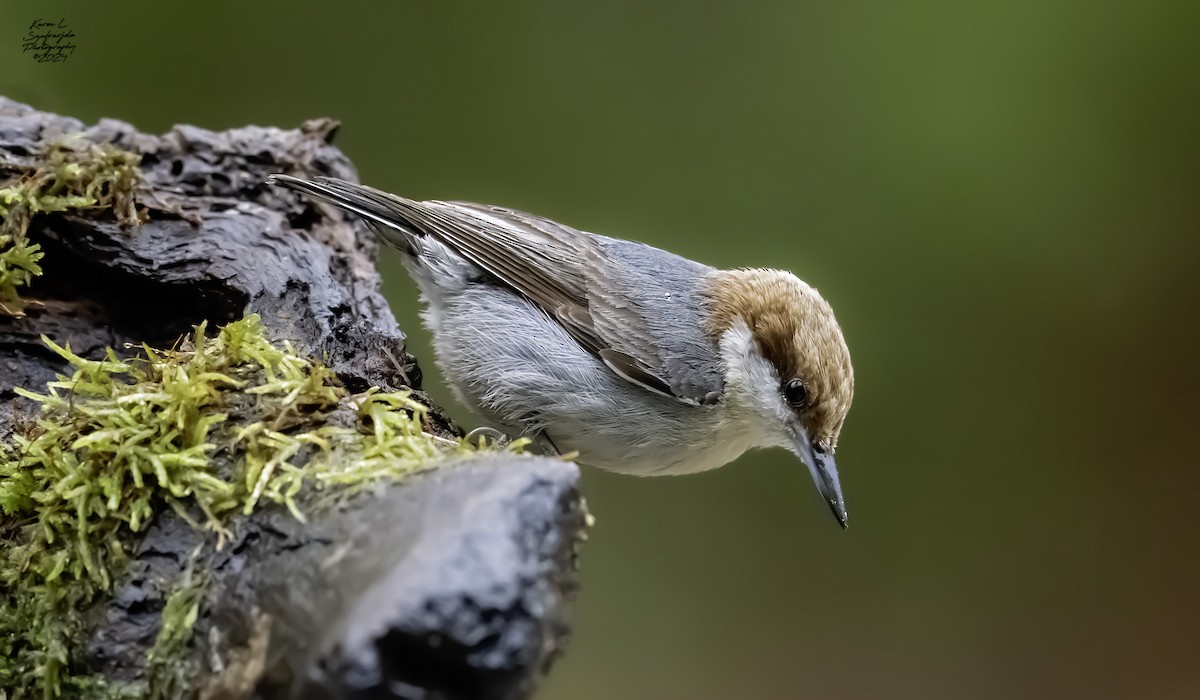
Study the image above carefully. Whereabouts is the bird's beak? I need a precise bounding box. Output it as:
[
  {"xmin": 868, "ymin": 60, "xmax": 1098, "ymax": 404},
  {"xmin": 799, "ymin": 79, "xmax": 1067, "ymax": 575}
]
[{"xmin": 791, "ymin": 427, "xmax": 848, "ymax": 528}]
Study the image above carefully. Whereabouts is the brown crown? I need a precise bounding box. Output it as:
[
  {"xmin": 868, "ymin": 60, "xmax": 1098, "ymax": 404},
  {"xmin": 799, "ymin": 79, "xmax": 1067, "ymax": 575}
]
[{"xmin": 704, "ymin": 268, "xmax": 854, "ymax": 444}]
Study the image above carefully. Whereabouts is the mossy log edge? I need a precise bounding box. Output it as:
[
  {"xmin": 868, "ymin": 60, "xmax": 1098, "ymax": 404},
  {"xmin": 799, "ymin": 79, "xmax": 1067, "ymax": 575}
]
[{"xmin": 0, "ymin": 97, "xmax": 587, "ymax": 700}]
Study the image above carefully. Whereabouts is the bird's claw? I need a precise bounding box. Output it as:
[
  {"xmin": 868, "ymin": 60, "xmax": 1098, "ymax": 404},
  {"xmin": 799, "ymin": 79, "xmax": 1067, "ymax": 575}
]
[{"xmin": 465, "ymin": 426, "xmax": 511, "ymax": 447}]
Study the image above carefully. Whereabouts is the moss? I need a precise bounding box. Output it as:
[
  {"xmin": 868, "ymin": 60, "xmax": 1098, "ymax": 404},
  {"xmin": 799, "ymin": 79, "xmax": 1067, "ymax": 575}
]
[
  {"xmin": 0, "ymin": 137, "xmax": 143, "ymax": 315},
  {"xmin": 0, "ymin": 314, "xmax": 527, "ymax": 699},
  {"xmin": 145, "ymin": 568, "xmax": 207, "ymax": 700}
]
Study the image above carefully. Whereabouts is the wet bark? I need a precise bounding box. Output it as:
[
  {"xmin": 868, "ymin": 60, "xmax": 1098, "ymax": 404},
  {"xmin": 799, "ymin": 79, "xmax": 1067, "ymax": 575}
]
[{"xmin": 0, "ymin": 97, "xmax": 586, "ymax": 700}]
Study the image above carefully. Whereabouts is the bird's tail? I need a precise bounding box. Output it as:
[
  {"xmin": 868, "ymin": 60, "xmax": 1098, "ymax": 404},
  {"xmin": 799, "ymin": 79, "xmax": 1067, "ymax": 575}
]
[{"xmin": 267, "ymin": 174, "xmax": 420, "ymax": 254}]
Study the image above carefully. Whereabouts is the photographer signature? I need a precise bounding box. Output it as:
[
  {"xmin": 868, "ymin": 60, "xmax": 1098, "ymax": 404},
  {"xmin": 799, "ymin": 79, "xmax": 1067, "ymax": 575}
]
[{"xmin": 23, "ymin": 18, "xmax": 77, "ymax": 64}]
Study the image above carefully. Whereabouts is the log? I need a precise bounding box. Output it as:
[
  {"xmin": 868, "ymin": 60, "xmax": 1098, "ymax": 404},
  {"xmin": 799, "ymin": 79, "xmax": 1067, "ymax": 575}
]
[{"xmin": 0, "ymin": 97, "xmax": 587, "ymax": 700}]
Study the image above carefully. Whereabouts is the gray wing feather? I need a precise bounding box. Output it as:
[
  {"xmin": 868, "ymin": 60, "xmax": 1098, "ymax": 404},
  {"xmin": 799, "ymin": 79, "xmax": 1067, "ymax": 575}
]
[
  {"xmin": 585, "ymin": 237, "xmax": 725, "ymax": 403},
  {"xmin": 268, "ymin": 175, "xmax": 725, "ymax": 403},
  {"xmin": 598, "ymin": 348, "xmax": 675, "ymax": 398}
]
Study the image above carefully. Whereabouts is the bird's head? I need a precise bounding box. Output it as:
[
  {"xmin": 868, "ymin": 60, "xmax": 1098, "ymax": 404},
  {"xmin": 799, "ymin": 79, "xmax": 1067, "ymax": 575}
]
[{"xmin": 706, "ymin": 268, "xmax": 855, "ymax": 527}]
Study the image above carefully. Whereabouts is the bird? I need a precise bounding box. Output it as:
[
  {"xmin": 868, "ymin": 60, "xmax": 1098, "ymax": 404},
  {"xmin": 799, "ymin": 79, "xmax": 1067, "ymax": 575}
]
[{"xmin": 267, "ymin": 174, "xmax": 855, "ymax": 527}]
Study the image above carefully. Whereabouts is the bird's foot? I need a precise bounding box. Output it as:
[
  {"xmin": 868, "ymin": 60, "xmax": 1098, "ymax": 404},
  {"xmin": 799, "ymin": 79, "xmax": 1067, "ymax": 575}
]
[
  {"xmin": 465, "ymin": 427, "xmax": 563, "ymax": 458},
  {"xmin": 464, "ymin": 425, "xmax": 511, "ymax": 447},
  {"xmin": 530, "ymin": 431, "xmax": 561, "ymax": 457}
]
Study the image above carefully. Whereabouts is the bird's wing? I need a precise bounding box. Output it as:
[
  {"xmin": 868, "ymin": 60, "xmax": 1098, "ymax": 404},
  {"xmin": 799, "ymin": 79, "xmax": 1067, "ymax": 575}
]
[
  {"xmin": 443, "ymin": 203, "xmax": 727, "ymax": 404},
  {"xmin": 580, "ymin": 235, "xmax": 727, "ymax": 404},
  {"xmin": 269, "ymin": 176, "xmax": 724, "ymax": 404},
  {"xmin": 436, "ymin": 200, "xmax": 603, "ymax": 350}
]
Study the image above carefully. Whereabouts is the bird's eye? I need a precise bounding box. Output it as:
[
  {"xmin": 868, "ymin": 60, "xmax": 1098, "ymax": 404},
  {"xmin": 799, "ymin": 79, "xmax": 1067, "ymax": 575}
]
[{"xmin": 783, "ymin": 379, "xmax": 809, "ymax": 408}]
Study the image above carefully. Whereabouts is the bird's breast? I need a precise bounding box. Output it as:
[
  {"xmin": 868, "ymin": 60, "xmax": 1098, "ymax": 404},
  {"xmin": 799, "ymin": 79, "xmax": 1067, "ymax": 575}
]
[{"xmin": 548, "ymin": 401, "xmax": 761, "ymax": 476}]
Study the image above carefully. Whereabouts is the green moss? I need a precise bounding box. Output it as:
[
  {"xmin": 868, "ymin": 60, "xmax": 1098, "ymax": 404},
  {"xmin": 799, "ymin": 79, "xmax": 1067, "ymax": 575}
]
[
  {"xmin": 0, "ymin": 314, "xmax": 527, "ymax": 699},
  {"xmin": 0, "ymin": 137, "xmax": 143, "ymax": 315},
  {"xmin": 145, "ymin": 568, "xmax": 207, "ymax": 700}
]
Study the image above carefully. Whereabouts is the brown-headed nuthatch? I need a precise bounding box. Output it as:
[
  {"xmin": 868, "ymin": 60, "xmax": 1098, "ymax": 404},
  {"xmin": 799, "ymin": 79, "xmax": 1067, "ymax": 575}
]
[{"xmin": 268, "ymin": 175, "xmax": 855, "ymax": 527}]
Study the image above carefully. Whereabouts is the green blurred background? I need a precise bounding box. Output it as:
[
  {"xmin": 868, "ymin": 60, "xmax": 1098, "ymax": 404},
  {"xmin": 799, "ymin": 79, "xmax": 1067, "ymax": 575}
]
[{"xmin": 6, "ymin": 2, "xmax": 1199, "ymax": 698}]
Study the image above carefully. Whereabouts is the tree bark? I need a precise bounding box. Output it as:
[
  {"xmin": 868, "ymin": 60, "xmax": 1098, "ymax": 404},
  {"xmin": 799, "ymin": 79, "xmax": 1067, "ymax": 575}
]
[{"xmin": 0, "ymin": 97, "xmax": 586, "ymax": 700}]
